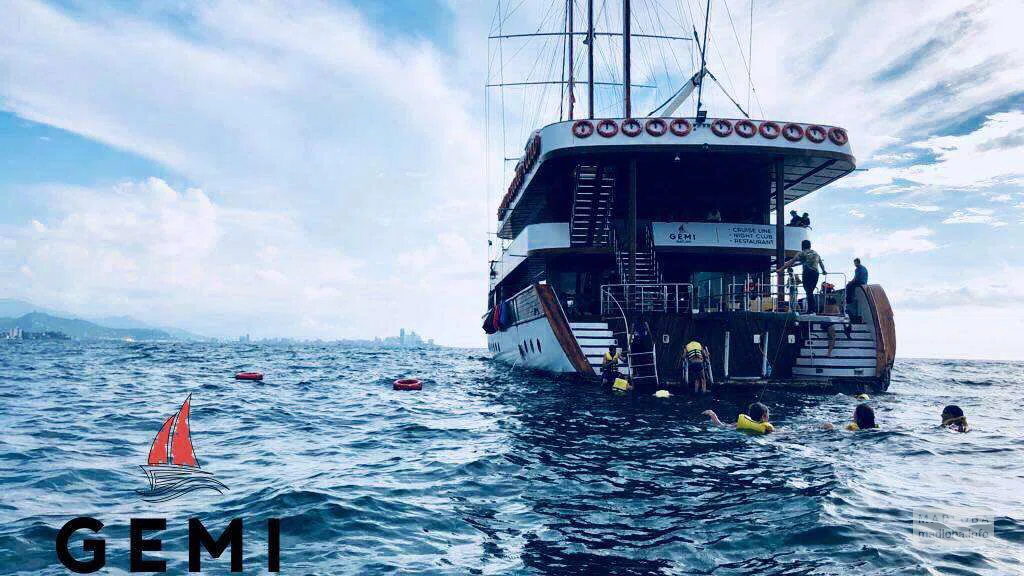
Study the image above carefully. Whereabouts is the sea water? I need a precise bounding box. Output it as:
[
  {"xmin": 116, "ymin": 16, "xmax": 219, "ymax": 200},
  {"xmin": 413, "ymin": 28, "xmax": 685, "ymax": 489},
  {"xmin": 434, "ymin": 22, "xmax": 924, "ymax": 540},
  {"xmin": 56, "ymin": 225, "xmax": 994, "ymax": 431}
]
[{"xmin": 0, "ymin": 340, "xmax": 1021, "ymax": 574}]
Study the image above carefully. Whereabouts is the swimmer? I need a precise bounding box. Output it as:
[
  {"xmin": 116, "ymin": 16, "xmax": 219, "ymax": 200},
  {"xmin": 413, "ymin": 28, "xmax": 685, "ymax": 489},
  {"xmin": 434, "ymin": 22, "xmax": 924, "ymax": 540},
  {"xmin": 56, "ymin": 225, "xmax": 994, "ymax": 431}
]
[
  {"xmin": 941, "ymin": 405, "xmax": 970, "ymax": 432},
  {"xmin": 703, "ymin": 402, "xmax": 774, "ymax": 435},
  {"xmin": 822, "ymin": 403, "xmax": 878, "ymax": 431}
]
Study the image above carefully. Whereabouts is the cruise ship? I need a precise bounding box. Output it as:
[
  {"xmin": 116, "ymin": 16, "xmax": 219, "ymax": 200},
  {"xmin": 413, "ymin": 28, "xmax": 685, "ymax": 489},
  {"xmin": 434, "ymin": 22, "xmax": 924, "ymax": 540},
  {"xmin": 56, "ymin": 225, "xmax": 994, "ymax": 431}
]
[{"xmin": 483, "ymin": 0, "xmax": 895, "ymax": 393}]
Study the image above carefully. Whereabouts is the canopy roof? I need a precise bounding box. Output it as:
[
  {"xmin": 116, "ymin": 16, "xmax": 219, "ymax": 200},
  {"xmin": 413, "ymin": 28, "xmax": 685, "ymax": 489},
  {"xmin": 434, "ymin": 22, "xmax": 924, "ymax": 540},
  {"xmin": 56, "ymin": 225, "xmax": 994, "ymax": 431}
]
[{"xmin": 496, "ymin": 117, "xmax": 856, "ymax": 239}]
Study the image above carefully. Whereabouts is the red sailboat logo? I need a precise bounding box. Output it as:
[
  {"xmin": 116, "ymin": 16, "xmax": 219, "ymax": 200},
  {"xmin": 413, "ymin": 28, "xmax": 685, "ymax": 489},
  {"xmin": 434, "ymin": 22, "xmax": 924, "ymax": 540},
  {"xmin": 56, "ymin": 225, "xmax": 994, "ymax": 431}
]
[{"xmin": 138, "ymin": 394, "xmax": 226, "ymax": 501}]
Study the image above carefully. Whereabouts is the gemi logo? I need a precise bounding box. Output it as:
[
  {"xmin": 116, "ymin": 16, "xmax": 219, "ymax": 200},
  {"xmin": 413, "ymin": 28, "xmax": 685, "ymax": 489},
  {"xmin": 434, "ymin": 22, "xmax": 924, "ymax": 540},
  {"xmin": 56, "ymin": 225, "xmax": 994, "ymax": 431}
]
[
  {"xmin": 137, "ymin": 394, "xmax": 227, "ymax": 502},
  {"xmin": 669, "ymin": 223, "xmax": 697, "ymax": 242},
  {"xmin": 55, "ymin": 394, "xmax": 281, "ymax": 573}
]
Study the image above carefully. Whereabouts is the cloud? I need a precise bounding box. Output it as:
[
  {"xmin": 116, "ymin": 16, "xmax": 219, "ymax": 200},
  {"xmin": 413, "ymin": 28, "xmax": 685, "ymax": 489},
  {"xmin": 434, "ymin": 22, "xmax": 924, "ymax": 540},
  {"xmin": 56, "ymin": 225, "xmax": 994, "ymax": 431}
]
[
  {"xmin": 848, "ymin": 209, "xmax": 865, "ymax": 218},
  {"xmin": 942, "ymin": 207, "xmax": 1007, "ymax": 227},
  {"xmin": 0, "ymin": 0, "xmax": 488, "ymax": 345},
  {"xmin": 30, "ymin": 219, "xmax": 46, "ymax": 232},
  {"xmin": 882, "ymin": 202, "xmax": 942, "ymax": 212},
  {"xmin": 816, "ymin": 227, "xmax": 938, "ymax": 260}
]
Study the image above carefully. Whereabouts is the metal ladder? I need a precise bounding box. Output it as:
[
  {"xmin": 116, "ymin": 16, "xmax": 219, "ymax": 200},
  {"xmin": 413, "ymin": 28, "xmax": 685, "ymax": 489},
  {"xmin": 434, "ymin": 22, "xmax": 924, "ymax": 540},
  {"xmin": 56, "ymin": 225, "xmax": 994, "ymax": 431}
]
[{"xmin": 570, "ymin": 165, "xmax": 616, "ymax": 247}]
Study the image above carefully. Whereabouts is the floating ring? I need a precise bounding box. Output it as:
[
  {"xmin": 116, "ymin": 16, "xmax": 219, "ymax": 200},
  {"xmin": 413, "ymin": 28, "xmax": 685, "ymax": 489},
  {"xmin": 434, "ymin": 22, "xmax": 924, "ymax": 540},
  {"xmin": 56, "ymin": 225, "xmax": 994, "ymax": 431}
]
[
  {"xmin": 828, "ymin": 127, "xmax": 848, "ymax": 146},
  {"xmin": 621, "ymin": 118, "xmax": 643, "ymax": 137},
  {"xmin": 806, "ymin": 125, "xmax": 827, "ymax": 143},
  {"xmin": 782, "ymin": 123, "xmax": 805, "ymax": 142},
  {"xmin": 572, "ymin": 120, "xmax": 594, "ymax": 138},
  {"xmin": 735, "ymin": 119, "xmax": 756, "ymax": 138},
  {"xmin": 645, "ymin": 118, "xmax": 668, "ymax": 137},
  {"xmin": 710, "ymin": 119, "xmax": 734, "ymax": 137},
  {"xmin": 669, "ymin": 118, "xmax": 692, "ymax": 137},
  {"xmin": 597, "ymin": 119, "xmax": 619, "ymax": 137},
  {"xmin": 759, "ymin": 121, "xmax": 781, "ymax": 139}
]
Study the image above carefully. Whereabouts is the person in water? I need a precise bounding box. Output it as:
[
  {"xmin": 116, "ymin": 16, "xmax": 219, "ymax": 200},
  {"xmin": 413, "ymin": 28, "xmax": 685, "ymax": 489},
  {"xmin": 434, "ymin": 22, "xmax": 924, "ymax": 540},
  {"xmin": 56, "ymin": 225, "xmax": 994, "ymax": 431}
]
[
  {"xmin": 703, "ymin": 402, "xmax": 774, "ymax": 435},
  {"xmin": 941, "ymin": 405, "xmax": 970, "ymax": 432},
  {"xmin": 822, "ymin": 403, "xmax": 878, "ymax": 431},
  {"xmin": 601, "ymin": 344, "xmax": 621, "ymax": 386}
]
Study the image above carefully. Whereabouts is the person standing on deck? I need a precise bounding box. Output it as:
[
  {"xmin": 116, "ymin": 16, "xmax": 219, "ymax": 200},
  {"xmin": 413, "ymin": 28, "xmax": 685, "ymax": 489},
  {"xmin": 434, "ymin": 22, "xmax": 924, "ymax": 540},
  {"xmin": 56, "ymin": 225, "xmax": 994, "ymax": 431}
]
[{"xmin": 777, "ymin": 240, "xmax": 827, "ymax": 314}]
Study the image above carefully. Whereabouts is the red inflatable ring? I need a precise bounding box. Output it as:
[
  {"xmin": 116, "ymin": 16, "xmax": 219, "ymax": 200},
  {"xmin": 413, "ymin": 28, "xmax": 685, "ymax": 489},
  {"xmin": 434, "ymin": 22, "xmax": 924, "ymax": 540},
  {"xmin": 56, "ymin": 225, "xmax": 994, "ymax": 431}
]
[
  {"xmin": 759, "ymin": 121, "xmax": 780, "ymax": 139},
  {"xmin": 621, "ymin": 118, "xmax": 642, "ymax": 137},
  {"xmin": 782, "ymin": 123, "xmax": 804, "ymax": 142},
  {"xmin": 645, "ymin": 118, "xmax": 668, "ymax": 137},
  {"xmin": 735, "ymin": 119, "xmax": 756, "ymax": 138},
  {"xmin": 572, "ymin": 120, "xmax": 594, "ymax": 138},
  {"xmin": 805, "ymin": 125, "xmax": 827, "ymax": 143},
  {"xmin": 596, "ymin": 119, "xmax": 619, "ymax": 137},
  {"xmin": 669, "ymin": 118, "xmax": 692, "ymax": 137},
  {"xmin": 394, "ymin": 378, "xmax": 423, "ymax": 391},
  {"xmin": 710, "ymin": 119, "xmax": 734, "ymax": 137},
  {"xmin": 235, "ymin": 372, "xmax": 264, "ymax": 381},
  {"xmin": 828, "ymin": 127, "xmax": 848, "ymax": 146}
]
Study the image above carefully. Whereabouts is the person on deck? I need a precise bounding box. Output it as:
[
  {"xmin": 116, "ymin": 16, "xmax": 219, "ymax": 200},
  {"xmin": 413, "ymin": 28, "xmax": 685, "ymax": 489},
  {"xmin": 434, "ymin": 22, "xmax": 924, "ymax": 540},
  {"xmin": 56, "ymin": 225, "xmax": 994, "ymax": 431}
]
[
  {"xmin": 800, "ymin": 212, "xmax": 811, "ymax": 228},
  {"xmin": 707, "ymin": 207, "xmax": 722, "ymax": 222},
  {"xmin": 846, "ymin": 258, "xmax": 869, "ymax": 307},
  {"xmin": 777, "ymin": 240, "xmax": 827, "ymax": 314},
  {"xmin": 601, "ymin": 345, "xmax": 621, "ymax": 386},
  {"xmin": 683, "ymin": 340, "xmax": 708, "ymax": 394},
  {"xmin": 787, "ymin": 210, "xmax": 803, "ymax": 227}
]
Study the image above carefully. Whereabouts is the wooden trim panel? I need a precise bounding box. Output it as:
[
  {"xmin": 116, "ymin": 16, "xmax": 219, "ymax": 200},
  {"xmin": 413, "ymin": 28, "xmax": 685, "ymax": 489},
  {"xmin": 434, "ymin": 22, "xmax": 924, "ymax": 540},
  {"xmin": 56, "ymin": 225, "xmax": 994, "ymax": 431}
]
[
  {"xmin": 536, "ymin": 283, "xmax": 594, "ymax": 375},
  {"xmin": 863, "ymin": 285, "xmax": 896, "ymax": 380}
]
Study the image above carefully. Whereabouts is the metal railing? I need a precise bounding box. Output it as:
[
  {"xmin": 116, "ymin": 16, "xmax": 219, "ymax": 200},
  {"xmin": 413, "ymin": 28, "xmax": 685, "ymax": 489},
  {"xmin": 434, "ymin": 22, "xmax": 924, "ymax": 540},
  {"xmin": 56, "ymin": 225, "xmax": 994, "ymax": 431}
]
[
  {"xmin": 694, "ymin": 272, "xmax": 849, "ymax": 315},
  {"xmin": 600, "ymin": 283, "xmax": 694, "ymax": 315}
]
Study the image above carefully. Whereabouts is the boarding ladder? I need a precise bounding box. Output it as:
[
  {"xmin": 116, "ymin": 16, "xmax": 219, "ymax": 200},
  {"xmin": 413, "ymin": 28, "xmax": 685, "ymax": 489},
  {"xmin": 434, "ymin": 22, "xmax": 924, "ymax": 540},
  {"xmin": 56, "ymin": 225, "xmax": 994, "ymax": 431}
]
[{"xmin": 570, "ymin": 165, "xmax": 616, "ymax": 247}]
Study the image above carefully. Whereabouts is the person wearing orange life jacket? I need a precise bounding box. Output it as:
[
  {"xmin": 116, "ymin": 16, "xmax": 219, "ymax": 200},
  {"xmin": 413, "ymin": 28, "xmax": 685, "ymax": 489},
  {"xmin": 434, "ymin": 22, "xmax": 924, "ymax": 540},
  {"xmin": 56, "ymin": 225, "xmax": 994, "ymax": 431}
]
[{"xmin": 684, "ymin": 340, "xmax": 709, "ymax": 394}]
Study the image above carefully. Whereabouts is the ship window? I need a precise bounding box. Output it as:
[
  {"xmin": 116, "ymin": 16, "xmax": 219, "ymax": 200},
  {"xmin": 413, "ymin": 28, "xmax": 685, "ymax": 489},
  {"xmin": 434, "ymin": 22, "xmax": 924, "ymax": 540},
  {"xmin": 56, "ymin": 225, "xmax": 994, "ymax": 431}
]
[
  {"xmin": 529, "ymin": 340, "xmax": 535, "ymax": 353},
  {"xmin": 536, "ymin": 339, "xmax": 542, "ymax": 353}
]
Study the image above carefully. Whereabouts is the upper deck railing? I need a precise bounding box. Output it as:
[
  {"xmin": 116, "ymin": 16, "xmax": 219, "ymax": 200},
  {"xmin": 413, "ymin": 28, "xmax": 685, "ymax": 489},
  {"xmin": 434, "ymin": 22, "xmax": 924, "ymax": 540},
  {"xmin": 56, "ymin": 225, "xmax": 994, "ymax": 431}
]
[{"xmin": 599, "ymin": 272, "xmax": 850, "ymax": 317}]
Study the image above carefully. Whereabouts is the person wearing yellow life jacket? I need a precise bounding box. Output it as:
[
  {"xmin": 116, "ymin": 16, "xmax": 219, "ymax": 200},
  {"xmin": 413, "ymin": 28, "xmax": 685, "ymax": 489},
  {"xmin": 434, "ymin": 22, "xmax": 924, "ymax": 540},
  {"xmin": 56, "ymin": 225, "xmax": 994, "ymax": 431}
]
[
  {"xmin": 702, "ymin": 402, "xmax": 774, "ymax": 435},
  {"xmin": 684, "ymin": 340, "xmax": 708, "ymax": 394},
  {"xmin": 601, "ymin": 345, "xmax": 621, "ymax": 386}
]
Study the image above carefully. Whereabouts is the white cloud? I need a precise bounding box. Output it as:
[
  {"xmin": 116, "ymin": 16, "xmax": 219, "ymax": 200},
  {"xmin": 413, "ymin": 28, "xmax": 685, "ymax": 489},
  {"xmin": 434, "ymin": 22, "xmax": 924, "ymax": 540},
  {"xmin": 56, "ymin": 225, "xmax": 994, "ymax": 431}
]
[
  {"xmin": 883, "ymin": 202, "xmax": 942, "ymax": 212},
  {"xmin": 848, "ymin": 209, "xmax": 865, "ymax": 218},
  {"xmin": 817, "ymin": 227, "xmax": 937, "ymax": 259},
  {"xmin": 30, "ymin": 219, "xmax": 46, "ymax": 232},
  {"xmin": 942, "ymin": 207, "xmax": 1007, "ymax": 227}
]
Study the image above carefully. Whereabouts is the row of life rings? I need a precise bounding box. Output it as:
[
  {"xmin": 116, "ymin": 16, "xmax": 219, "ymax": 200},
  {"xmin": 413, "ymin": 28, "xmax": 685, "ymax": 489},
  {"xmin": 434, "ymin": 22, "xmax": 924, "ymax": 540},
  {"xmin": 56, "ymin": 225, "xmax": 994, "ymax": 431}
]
[
  {"xmin": 571, "ymin": 118, "xmax": 848, "ymax": 146},
  {"xmin": 497, "ymin": 132, "xmax": 542, "ymax": 219}
]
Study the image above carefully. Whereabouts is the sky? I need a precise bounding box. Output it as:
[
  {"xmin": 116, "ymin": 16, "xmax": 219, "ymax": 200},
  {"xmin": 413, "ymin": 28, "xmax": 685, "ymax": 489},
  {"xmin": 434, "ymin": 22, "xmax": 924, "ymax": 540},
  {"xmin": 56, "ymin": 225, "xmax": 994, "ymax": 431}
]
[{"xmin": 0, "ymin": 0, "xmax": 1022, "ymax": 358}]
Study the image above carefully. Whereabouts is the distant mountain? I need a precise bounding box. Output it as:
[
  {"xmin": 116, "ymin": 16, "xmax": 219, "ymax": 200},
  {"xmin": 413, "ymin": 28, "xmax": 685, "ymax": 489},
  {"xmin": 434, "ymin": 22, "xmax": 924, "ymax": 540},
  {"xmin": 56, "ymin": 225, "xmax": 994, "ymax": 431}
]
[
  {"xmin": 0, "ymin": 313, "xmax": 171, "ymax": 341},
  {"xmin": 0, "ymin": 298, "xmax": 208, "ymax": 340},
  {"xmin": 0, "ymin": 298, "xmax": 66, "ymax": 319}
]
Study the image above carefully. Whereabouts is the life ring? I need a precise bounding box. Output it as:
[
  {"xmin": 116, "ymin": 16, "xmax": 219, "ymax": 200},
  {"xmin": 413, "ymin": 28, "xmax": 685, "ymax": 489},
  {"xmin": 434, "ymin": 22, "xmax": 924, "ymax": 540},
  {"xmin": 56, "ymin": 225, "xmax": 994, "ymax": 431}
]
[
  {"xmin": 806, "ymin": 125, "xmax": 827, "ymax": 143},
  {"xmin": 669, "ymin": 118, "xmax": 692, "ymax": 137},
  {"xmin": 572, "ymin": 120, "xmax": 594, "ymax": 138},
  {"xmin": 596, "ymin": 119, "xmax": 619, "ymax": 138},
  {"xmin": 710, "ymin": 119, "xmax": 733, "ymax": 137},
  {"xmin": 645, "ymin": 118, "xmax": 667, "ymax": 137},
  {"xmin": 782, "ymin": 123, "xmax": 804, "ymax": 142},
  {"xmin": 621, "ymin": 118, "xmax": 642, "ymax": 137},
  {"xmin": 758, "ymin": 121, "xmax": 780, "ymax": 139},
  {"xmin": 735, "ymin": 119, "xmax": 756, "ymax": 138},
  {"xmin": 393, "ymin": 378, "xmax": 423, "ymax": 391},
  {"xmin": 828, "ymin": 127, "xmax": 848, "ymax": 146},
  {"xmin": 235, "ymin": 372, "xmax": 264, "ymax": 381}
]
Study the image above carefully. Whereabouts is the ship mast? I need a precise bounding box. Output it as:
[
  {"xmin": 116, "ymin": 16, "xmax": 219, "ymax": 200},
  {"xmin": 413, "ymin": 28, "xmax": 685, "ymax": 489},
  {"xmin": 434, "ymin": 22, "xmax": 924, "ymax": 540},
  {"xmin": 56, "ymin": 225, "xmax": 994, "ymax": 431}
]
[
  {"xmin": 587, "ymin": 0, "xmax": 594, "ymax": 119},
  {"xmin": 567, "ymin": 0, "xmax": 575, "ymax": 120},
  {"xmin": 622, "ymin": 0, "xmax": 631, "ymax": 118}
]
